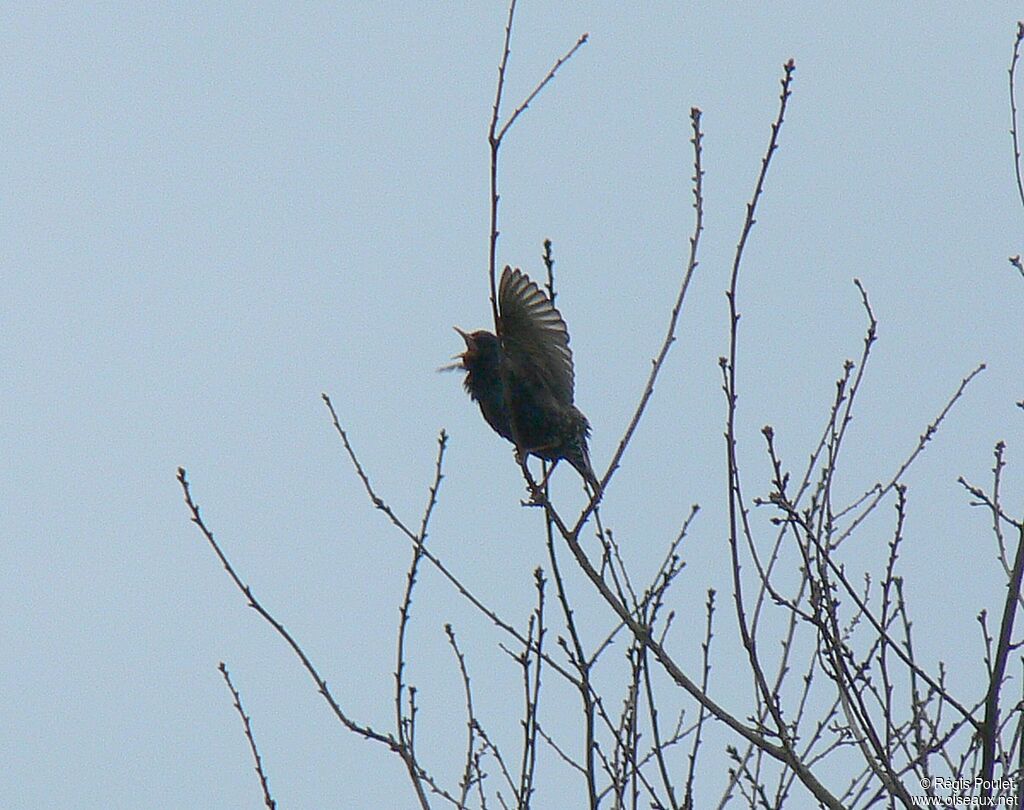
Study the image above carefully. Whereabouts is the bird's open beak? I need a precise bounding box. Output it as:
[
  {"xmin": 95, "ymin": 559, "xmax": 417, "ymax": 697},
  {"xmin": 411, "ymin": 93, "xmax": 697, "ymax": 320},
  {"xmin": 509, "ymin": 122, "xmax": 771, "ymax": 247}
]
[
  {"xmin": 437, "ymin": 327, "xmax": 473, "ymax": 373},
  {"xmin": 454, "ymin": 326, "xmax": 477, "ymax": 356}
]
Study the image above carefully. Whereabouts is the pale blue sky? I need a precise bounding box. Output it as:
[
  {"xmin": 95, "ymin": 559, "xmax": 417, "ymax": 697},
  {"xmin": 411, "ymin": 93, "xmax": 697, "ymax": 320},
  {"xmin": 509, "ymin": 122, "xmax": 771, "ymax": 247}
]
[{"xmin": 3, "ymin": 3, "xmax": 1023, "ymax": 808}]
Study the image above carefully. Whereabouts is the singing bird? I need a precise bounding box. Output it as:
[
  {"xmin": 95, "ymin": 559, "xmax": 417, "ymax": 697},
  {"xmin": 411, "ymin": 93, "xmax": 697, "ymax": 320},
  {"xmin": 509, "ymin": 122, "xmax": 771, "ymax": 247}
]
[{"xmin": 453, "ymin": 266, "xmax": 600, "ymax": 494}]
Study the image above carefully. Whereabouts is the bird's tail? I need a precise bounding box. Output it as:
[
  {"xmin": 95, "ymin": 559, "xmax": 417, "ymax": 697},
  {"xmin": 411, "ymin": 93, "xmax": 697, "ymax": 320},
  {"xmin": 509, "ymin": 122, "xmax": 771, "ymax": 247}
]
[{"xmin": 570, "ymin": 444, "xmax": 602, "ymax": 497}]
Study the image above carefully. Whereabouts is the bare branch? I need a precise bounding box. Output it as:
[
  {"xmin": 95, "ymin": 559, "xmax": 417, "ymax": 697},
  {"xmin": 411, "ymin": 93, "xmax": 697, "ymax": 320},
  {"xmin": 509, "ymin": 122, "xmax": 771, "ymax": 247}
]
[
  {"xmin": 177, "ymin": 467, "xmax": 439, "ymax": 810},
  {"xmin": 1008, "ymin": 21, "xmax": 1024, "ymax": 214},
  {"xmin": 218, "ymin": 663, "xmax": 277, "ymax": 810},
  {"xmin": 495, "ymin": 33, "xmax": 589, "ymax": 145},
  {"xmin": 445, "ymin": 624, "xmax": 479, "ymax": 807},
  {"xmin": 600, "ymin": 106, "xmax": 705, "ymax": 496},
  {"xmin": 486, "ymin": 0, "xmax": 587, "ymax": 325},
  {"xmin": 322, "ymin": 393, "xmax": 582, "ymax": 689},
  {"xmin": 721, "ymin": 56, "xmax": 802, "ymax": 784}
]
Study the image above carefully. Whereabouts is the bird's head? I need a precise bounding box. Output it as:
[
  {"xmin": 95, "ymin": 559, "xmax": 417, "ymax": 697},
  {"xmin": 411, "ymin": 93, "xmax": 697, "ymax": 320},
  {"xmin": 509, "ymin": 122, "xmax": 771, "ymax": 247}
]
[{"xmin": 439, "ymin": 327, "xmax": 499, "ymax": 373}]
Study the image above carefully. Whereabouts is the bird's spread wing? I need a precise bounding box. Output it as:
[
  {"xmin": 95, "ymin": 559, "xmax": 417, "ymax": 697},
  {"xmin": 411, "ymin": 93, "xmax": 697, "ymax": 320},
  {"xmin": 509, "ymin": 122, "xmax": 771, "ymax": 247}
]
[{"xmin": 497, "ymin": 266, "xmax": 575, "ymax": 405}]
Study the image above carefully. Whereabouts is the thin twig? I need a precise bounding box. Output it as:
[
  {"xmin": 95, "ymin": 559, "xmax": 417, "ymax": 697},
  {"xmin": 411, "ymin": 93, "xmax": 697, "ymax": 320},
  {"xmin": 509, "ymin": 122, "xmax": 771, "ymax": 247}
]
[
  {"xmin": 720, "ymin": 283, "xmax": 876, "ymax": 808},
  {"xmin": 542, "ymin": 493, "xmax": 844, "ymax": 807},
  {"xmin": 980, "ymin": 518, "xmax": 1024, "ymax": 792},
  {"xmin": 684, "ymin": 589, "xmax": 716, "ymax": 810},
  {"xmin": 536, "ymin": 723, "xmax": 588, "ymax": 777},
  {"xmin": 517, "ymin": 570, "xmax": 547, "ymax": 809},
  {"xmin": 322, "ymin": 393, "xmax": 582, "ymax": 689},
  {"xmin": 835, "ymin": 362, "xmax": 986, "ymax": 546},
  {"xmin": 486, "ymin": 0, "xmax": 587, "ymax": 325},
  {"xmin": 1009, "ymin": 22, "xmax": 1024, "ymax": 214},
  {"xmin": 178, "ymin": 467, "xmax": 441, "ymax": 810},
  {"xmin": 487, "ymin": 0, "xmax": 518, "ymax": 326},
  {"xmin": 721, "ymin": 56, "xmax": 799, "ymax": 777},
  {"xmin": 394, "ymin": 431, "xmax": 448, "ymax": 799},
  {"xmin": 218, "ymin": 663, "xmax": 277, "ymax": 810},
  {"xmin": 544, "ymin": 497, "xmax": 600, "ymax": 807},
  {"xmin": 769, "ymin": 489, "xmax": 981, "ymax": 729},
  {"xmin": 445, "ymin": 624, "xmax": 480, "ymax": 807},
  {"xmin": 495, "ymin": 35, "xmax": 589, "ymax": 146},
  {"xmin": 476, "ymin": 720, "xmax": 520, "ymax": 802},
  {"xmin": 600, "ymin": 107, "xmax": 705, "ymax": 497}
]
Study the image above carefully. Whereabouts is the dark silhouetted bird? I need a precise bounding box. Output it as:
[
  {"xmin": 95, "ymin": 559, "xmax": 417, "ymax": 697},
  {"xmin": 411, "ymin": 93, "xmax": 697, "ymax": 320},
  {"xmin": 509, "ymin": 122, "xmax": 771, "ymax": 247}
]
[{"xmin": 454, "ymin": 266, "xmax": 600, "ymax": 494}]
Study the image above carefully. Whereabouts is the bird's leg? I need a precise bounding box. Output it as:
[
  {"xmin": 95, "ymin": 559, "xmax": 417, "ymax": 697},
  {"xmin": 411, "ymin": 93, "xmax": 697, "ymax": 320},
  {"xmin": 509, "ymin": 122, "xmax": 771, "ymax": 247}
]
[
  {"xmin": 514, "ymin": 447, "xmax": 545, "ymax": 506},
  {"xmin": 537, "ymin": 458, "xmax": 560, "ymax": 490},
  {"xmin": 519, "ymin": 455, "xmax": 536, "ymax": 497},
  {"xmin": 513, "ymin": 445, "xmax": 530, "ymax": 479}
]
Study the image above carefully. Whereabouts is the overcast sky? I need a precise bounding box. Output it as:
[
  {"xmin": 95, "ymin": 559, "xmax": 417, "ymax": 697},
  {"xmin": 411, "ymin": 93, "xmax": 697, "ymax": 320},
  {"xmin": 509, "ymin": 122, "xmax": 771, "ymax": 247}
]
[{"xmin": 4, "ymin": 3, "xmax": 1023, "ymax": 808}]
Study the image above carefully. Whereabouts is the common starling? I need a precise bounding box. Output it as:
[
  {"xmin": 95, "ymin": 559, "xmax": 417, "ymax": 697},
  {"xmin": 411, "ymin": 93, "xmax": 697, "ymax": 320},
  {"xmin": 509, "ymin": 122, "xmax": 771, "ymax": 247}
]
[{"xmin": 454, "ymin": 266, "xmax": 600, "ymax": 494}]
